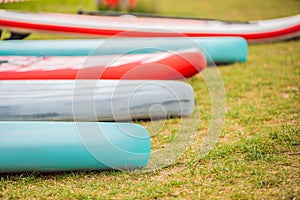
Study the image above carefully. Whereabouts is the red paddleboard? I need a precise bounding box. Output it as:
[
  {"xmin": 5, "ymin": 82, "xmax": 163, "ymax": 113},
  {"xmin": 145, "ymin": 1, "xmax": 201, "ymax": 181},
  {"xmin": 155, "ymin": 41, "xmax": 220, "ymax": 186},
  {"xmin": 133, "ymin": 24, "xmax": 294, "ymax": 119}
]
[
  {"xmin": 0, "ymin": 9, "xmax": 299, "ymax": 43},
  {"xmin": 0, "ymin": 49, "xmax": 206, "ymax": 80}
]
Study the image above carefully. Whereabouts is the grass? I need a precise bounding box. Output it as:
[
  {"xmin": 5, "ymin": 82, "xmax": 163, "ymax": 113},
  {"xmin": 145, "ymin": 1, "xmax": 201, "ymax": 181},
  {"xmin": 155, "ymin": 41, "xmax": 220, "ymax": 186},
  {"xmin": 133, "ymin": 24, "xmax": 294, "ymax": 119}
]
[{"xmin": 1, "ymin": 0, "xmax": 300, "ymax": 199}]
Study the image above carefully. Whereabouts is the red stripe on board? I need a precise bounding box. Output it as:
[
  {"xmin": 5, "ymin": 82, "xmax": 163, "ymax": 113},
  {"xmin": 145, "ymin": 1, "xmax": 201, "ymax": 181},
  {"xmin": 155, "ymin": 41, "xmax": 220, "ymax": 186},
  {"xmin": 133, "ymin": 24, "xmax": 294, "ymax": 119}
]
[{"xmin": 0, "ymin": 18, "xmax": 299, "ymax": 40}]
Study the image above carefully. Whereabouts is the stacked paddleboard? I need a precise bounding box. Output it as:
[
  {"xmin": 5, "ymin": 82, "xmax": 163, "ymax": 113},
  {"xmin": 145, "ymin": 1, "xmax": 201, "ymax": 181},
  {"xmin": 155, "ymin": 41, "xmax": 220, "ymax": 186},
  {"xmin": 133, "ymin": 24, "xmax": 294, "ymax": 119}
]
[
  {"xmin": 0, "ymin": 9, "xmax": 299, "ymax": 43},
  {"xmin": 0, "ymin": 50, "xmax": 206, "ymax": 80},
  {"xmin": 0, "ymin": 80, "xmax": 195, "ymax": 121},
  {"xmin": 0, "ymin": 37, "xmax": 248, "ymax": 64},
  {"xmin": 0, "ymin": 121, "xmax": 151, "ymax": 172}
]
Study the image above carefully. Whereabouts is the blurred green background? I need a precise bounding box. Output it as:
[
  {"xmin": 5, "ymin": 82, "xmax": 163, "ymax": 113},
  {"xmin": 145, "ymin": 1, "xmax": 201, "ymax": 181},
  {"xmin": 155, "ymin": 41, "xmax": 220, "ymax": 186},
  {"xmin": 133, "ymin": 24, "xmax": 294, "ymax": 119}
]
[{"xmin": 0, "ymin": 1, "xmax": 299, "ymax": 199}]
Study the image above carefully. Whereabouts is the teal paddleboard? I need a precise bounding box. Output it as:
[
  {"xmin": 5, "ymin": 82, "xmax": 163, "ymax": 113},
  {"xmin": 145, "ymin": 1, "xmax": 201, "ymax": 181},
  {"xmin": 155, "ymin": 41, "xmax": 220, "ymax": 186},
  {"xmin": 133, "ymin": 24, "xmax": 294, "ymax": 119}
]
[
  {"xmin": 0, "ymin": 37, "xmax": 248, "ymax": 64},
  {"xmin": 0, "ymin": 121, "xmax": 150, "ymax": 172}
]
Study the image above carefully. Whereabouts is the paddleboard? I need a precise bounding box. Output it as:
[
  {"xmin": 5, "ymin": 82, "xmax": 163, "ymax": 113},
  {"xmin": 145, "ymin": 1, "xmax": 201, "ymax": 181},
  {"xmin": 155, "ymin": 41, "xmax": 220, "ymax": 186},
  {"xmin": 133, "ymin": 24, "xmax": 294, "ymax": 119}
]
[
  {"xmin": 0, "ymin": 121, "xmax": 150, "ymax": 172},
  {"xmin": 0, "ymin": 49, "xmax": 206, "ymax": 80},
  {"xmin": 0, "ymin": 9, "xmax": 299, "ymax": 43},
  {"xmin": 0, "ymin": 80, "xmax": 194, "ymax": 121},
  {"xmin": 0, "ymin": 37, "xmax": 248, "ymax": 64}
]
